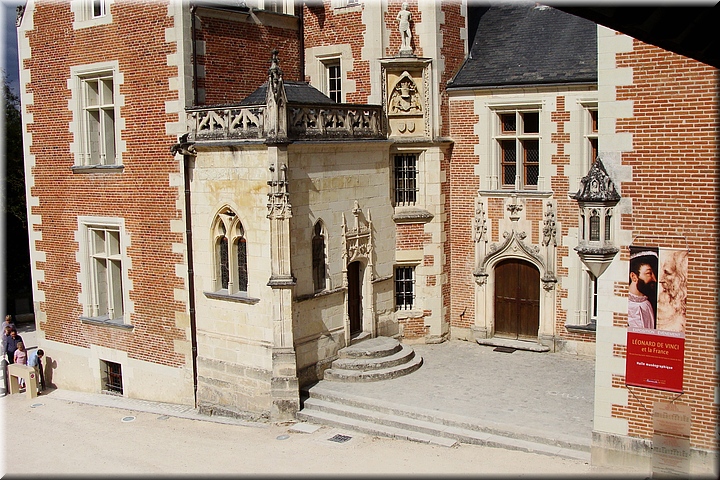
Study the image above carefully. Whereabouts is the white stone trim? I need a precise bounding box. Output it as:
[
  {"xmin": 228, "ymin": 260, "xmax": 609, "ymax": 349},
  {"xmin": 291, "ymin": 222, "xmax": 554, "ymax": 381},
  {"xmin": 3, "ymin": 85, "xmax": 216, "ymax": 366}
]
[
  {"xmin": 17, "ymin": 1, "xmax": 45, "ymax": 315},
  {"xmin": 71, "ymin": 0, "xmax": 115, "ymax": 30},
  {"xmin": 68, "ymin": 61, "xmax": 126, "ymax": 167},
  {"xmin": 76, "ymin": 216, "xmax": 134, "ymax": 325},
  {"xmin": 305, "ymin": 44, "xmax": 356, "ymax": 101}
]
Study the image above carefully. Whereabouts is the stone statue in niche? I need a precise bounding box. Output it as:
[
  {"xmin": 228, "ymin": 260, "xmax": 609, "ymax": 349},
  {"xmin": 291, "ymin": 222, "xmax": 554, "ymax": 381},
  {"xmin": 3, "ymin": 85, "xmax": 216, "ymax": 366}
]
[
  {"xmin": 397, "ymin": 2, "xmax": 412, "ymax": 55},
  {"xmin": 389, "ymin": 73, "xmax": 422, "ymax": 114}
]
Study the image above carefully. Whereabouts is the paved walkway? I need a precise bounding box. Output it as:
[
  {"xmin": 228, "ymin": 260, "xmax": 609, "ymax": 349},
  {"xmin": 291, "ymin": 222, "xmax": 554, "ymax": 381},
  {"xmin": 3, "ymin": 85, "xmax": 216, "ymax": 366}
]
[
  {"xmin": 313, "ymin": 339, "xmax": 595, "ymax": 444},
  {"xmin": 6, "ymin": 322, "xmax": 595, "ymax": 448}
]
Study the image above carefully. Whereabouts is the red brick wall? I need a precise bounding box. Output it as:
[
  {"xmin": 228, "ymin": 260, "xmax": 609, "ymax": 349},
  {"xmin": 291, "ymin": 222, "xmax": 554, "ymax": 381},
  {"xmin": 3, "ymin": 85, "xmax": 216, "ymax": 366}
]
[
  {"xmin": 195, "ymin": 10, "xmax": 301, "ymax": 106},
  {"xmin": 302, "ymin": 3, "xmax": 370, "ymax": 103},
  {"xmin": 396, "ymin": 223, "xmax": 431, "ymax": 250},
  {"xmin": 399, "ymin": 315, "xmax": 430, "ymax": 339},
  {"xmin": 610, "ymin": 39, "xmax": 719, "ymax": 451},
  {"xmin": 438, "ymin": 2, "xmax": 466, "ymax": 138},
  {"xmin": 24, "ymin": 1, "xmax": 186, "ymax": 367},
  {"xmin": 446, "ymin": 100, "xmax": 478, "ymax": 329}
]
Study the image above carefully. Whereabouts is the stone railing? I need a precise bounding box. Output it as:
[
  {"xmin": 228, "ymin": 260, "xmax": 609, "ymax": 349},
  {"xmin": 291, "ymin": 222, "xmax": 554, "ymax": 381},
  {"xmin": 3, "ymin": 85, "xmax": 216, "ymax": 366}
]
[
  {"xmin": 187, "ymin": 103, "xmax": 385, "ymax": 142},
  {"xmin": 187, "ymin": 105, "xmax": 266, "ymax": 141},
  {"xmin": 288, "ymin": 104, "xmax": 385, "ymax": 140}
]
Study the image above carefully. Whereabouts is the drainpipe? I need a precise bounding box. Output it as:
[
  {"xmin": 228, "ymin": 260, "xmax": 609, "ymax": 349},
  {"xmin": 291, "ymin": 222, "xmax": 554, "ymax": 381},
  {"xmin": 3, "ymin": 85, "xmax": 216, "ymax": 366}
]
[
  {"xmin": 172, "ymin": 135, "xmax": 199, "ymax": 408},
  {"xmin": 184, "ymin": 153, "xmax": 199, "ymax": 407}
]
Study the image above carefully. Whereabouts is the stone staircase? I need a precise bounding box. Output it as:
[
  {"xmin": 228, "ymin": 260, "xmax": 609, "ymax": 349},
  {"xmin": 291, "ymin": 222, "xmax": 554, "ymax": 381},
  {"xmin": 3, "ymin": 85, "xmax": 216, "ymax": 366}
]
[
  {"xmin": 323, "ymin": 336, "xmax": 423, "ymax": 382},
  {"xmin": 297, "ymin": 385, "xmax": 591, "ymax": 461}
]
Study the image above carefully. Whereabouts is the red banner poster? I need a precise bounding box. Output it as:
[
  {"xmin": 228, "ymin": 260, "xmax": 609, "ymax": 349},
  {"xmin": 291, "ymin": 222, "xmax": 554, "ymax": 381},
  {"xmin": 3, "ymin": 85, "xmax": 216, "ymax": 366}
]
[{"xmin": 626, "ymin": 327, "xmax": 685, "ymax": 393}]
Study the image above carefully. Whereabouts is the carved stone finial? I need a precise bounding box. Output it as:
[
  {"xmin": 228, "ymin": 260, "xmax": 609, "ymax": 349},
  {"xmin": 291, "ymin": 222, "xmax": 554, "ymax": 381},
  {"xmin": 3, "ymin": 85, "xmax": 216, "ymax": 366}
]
[
  {"xmin": 268, "ymin": 49, "xmax": 284, "ymax": 101},
  {"xmin": 572, "ymin": 158, "xmax": 621, "ymax": 203}
]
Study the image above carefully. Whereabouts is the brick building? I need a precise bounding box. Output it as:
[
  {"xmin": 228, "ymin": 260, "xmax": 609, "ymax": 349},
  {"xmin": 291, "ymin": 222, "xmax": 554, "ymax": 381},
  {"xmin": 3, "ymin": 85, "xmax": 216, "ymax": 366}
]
[{"xmin": 16, "ymin": 0, "xmax": 717, "ymax": 471}]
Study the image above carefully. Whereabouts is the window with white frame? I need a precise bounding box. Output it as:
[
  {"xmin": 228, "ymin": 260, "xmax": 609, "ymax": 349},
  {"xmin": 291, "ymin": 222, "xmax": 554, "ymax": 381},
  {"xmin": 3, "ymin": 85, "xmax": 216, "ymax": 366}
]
[
  {"xmin": 72, "ymin": 0, "xmax": 113, "ymax": 28},
  {"xmin": 213, "ymin": 208, "xmax": 248, "ymax": 295},
  {"xmin": 586, "ymin": 106, "xmax": 598, "ymax": 164},
  {"xmin": 589, "ymin": 273, "xmax": 598, "ymax": 321},
  {"xmin": 495, "ymin": 110, "xmax": 540, "ymax": 189},
  {"xmin": 394, "ymin": 153, "xmax": 417, "ymax": 206},
  {"xmin": 80, "ymin": 72, "xmax": 117, "ymax": 166},
  {"xmin": 90, "ymin": 0, "xmax": 107, "ymax": 18},
  {"xmin": 395, "ymin": 266, "xmax": 415, "ymax": 310},
  {"xmin": 243, "ymin": 0, "xmax": 291, "ymax": 14},
  {"xmin": 85, "ymin": 223, "xmax": 125, "ymax": 322},
  {"xmin": 312, "ymin": 220, "xmax": 327, "ymax": 292},
  {"xmin": 323, "ymin": 59, "xmax": 342, "ymax": 103},
  {"xmin": 331, "ymin": 0, "xmax": 360, "ymax": 9}
]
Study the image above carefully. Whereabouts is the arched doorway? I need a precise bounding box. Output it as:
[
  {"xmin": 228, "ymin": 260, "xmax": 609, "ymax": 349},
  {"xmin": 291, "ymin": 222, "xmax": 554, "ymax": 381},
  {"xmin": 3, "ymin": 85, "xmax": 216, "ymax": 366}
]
[
  {"xmin": 494, "ymin": 258, "xmax": 540, "ymax": 340},
  {"xmin": 347, "ymin": 261, "xmax": 363, "ymax": 336}
]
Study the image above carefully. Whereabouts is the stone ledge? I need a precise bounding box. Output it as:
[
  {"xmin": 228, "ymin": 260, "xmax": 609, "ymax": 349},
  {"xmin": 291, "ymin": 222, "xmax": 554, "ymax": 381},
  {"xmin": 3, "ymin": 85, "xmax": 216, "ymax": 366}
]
[{"xmin": 476, "ymin": 337, "xmax": 550, "ymax": 352}]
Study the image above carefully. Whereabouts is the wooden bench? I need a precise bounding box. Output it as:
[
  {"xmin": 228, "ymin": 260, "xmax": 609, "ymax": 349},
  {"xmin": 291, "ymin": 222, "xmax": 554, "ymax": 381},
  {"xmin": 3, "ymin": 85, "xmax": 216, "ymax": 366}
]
[{"xmin": 7, "ymin": 364, "xmax": 39, "ymax": 399}]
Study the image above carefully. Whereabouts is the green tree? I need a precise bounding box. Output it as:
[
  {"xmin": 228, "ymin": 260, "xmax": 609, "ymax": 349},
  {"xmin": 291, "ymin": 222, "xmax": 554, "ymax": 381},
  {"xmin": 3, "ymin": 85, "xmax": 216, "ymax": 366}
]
[
  {"xmin": 4, "ymin": 76, "xmax": 25, "ymax": 227},
  {"xmin": 3, "ymin": 72, "xmax": 32, "ymax": 314}
]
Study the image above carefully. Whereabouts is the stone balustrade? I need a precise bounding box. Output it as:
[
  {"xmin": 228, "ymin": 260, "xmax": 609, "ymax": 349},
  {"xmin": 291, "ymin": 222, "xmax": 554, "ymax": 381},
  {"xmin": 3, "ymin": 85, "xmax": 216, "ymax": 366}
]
[{"xmin": 187, "ymin": 103, "xmax": 385, "ymax": 142}]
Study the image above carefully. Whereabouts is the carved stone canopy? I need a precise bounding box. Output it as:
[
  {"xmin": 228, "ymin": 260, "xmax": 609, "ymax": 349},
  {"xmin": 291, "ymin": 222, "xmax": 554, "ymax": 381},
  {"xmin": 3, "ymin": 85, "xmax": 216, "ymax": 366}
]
[
  {"xmin": 571, "ymin": 158, "xmax": 621, "ymax": 279},
  {"xmin": 571, "ymin": 158, "xmax": 620, "ymax": 203}
]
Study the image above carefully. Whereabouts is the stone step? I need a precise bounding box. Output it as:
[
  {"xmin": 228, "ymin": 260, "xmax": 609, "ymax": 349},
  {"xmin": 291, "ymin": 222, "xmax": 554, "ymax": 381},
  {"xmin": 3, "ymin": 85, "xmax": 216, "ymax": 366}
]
[
  {"xmin": 297, "ymin": 397, "xmax": 590, "ymax": 461},
  {"xmin": 338, "ymin": 336, "xmax": 403, "ymax": 359},
  {"xmin": 297, "ymin": 407, "xmax": 459, "ymax": 448},
  {"xmin": 331, "ymin": 344, "xmax": 416, "ymax": 371},
  {"xmin": 324, "ymin": 354, "xmax": 423, "ymax": 382},
  {"xmin": 304, "ymin": 384, "xmax": 590, "ymax": 455}
]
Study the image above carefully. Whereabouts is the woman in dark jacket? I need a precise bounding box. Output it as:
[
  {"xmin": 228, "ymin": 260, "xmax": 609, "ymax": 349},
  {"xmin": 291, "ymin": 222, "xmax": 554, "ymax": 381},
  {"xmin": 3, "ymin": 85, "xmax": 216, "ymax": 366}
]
[{"xmin": 2, "ymin": 328, "xmax": 24, "ymax": 364}]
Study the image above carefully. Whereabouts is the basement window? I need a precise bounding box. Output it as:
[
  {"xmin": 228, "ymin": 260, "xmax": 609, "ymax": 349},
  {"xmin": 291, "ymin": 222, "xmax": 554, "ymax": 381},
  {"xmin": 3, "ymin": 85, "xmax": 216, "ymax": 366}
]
[{"xmin": 101, "ymin": 360, "xmax": 123, "ymax": 395}]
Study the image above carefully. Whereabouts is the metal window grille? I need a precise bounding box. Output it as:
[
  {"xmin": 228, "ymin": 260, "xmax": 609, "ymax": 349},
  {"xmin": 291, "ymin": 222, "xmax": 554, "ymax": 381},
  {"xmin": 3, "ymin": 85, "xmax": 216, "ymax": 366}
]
[
  {"xmin": 104, "ymin": 361, "xmax": 123, "ymax": 394},
  {"xmin": 604, "ymin": 213, "xmax": 612, "ymax": 241},
  {"xmin": 589, "ymin": 212, "xmax": 600, "ymax": 241},
  {"xmin": 395, "ymin": 266, "xmax": 414, "ymax": 310},
  {"xmin": 523, "ymin": 140, "xmax": 539, "ymax": 186},
  {"xmin": 237, "ymin": 237, "xmax": 248, "ymax": 292},
  {"xmin": 500, "ymin": 113, "xmax": 516, "ymax": 133},
  {"xmin": 500, "ymin": 140, "xmax": 516, "ymax": 186},
  {"xmin": 497, "ymin": 110, "xmax": 540, "ymax": 189},
  {"xmin": 394, "ymin": 154, "xmax": 417, "ymax": 206},
  {"xmin": 219, "ymin": 237, "xmax": 229, "ymax": 289}
]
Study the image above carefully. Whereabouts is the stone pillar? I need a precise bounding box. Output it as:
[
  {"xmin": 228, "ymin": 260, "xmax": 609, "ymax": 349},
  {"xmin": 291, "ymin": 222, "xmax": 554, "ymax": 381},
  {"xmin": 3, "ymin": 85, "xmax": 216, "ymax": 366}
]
[{"xmin": 266, "ymin": 145, "xmax": 298, "ymax": 422}]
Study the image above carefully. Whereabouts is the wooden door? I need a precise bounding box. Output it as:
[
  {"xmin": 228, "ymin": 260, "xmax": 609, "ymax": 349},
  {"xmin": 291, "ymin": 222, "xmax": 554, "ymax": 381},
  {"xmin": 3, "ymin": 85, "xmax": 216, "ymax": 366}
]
[
  {"xmin": 494, "ymin": 259, "xmax": 540, "ymax": 340},
  {"xmin": 347, "ymin": 261, "xmax": 362, "ymax": 336}
]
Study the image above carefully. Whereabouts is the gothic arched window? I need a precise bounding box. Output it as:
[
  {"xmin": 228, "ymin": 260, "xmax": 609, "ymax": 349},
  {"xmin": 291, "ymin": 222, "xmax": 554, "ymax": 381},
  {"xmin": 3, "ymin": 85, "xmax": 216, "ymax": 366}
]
[{"xmin": 212, "ymin": 207, "xmax": 248, "ymax": 294}]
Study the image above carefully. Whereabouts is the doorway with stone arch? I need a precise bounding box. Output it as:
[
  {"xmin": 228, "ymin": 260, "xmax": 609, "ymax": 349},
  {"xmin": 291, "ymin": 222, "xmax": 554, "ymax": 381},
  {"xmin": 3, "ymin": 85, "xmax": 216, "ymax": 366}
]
[
  {"xmin": 493, "ymin": 258, "xmax": 540, "ymax": 340},
  {"xmin": 347, "ymin": 260, "xmax": 364, "ymax": 337}
]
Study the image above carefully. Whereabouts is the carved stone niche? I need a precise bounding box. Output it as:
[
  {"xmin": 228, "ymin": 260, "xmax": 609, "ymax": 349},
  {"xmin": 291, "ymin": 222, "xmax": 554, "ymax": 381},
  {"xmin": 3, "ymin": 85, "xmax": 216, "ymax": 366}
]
[{"xmin": 380, "ymin": 58, "xmax": 431, "ymax": 139}]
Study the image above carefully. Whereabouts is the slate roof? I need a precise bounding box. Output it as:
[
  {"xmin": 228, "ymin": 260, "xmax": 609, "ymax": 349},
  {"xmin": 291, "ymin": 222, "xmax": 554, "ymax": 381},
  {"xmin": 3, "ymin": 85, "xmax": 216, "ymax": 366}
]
[
  {"xmin": 240, "ymin": 81, "xmax": 337, "ymax": 105},
  {"xmin": 448, "ymin": 4, "xmax": 597, "ymax": 89}
]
